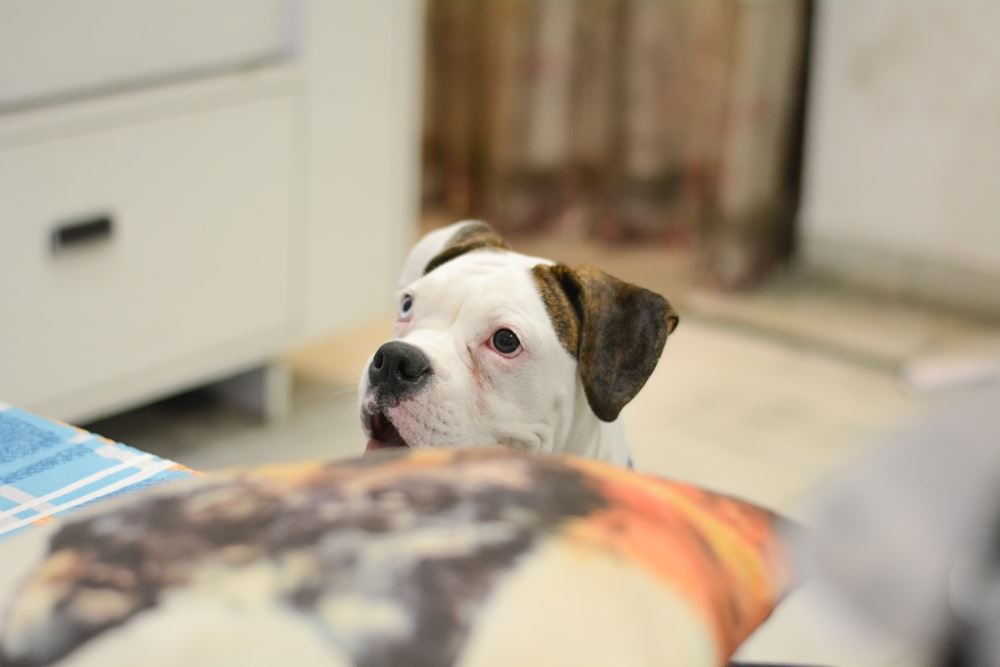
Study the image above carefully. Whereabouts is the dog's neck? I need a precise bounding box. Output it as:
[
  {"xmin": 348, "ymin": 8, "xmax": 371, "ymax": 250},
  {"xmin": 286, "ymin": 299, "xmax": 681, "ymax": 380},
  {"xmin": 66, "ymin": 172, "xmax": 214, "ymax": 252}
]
[{"xmin": 556, "ymin": 385, "xmax": 632, "ymax": 468}]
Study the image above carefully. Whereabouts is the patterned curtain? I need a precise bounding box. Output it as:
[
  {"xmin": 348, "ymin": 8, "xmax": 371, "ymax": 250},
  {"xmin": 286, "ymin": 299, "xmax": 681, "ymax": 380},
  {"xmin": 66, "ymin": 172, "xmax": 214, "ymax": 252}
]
[{"xmin": 422, "ymin": 0, "xmax": 811, "ymax": 288}]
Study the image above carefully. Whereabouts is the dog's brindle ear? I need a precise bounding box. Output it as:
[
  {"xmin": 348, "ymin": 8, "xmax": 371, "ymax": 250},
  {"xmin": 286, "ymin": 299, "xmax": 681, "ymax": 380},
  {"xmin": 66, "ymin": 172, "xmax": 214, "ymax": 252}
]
[
  {"xmin": 397, "ymin": 220, "xmax": 509, "ymax": 289},
  {"xmin": 424, "ymin": 221, "xmax": 509, "ymax": 275},
  {"xmin": 532, "ymin": 264, "xmax": 679, "ymax": 422}
]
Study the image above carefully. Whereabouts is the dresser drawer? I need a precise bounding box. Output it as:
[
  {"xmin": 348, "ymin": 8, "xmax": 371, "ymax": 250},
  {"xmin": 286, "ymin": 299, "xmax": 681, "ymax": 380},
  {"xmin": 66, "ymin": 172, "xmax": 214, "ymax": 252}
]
[
  {"xmin": 0, "ymin": 96, "xmax": 295, "ymax": 413},
  {"xmin": 0, "ymin": 0, "xmax": 295, "ymax": 110}
]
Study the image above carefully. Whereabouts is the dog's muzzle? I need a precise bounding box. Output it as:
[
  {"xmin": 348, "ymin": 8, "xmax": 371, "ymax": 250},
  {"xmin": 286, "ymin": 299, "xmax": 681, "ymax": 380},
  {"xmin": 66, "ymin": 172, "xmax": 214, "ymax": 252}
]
[{"xmin": 364, "ymin": 341, "xmax": 433, "ymax": 453}]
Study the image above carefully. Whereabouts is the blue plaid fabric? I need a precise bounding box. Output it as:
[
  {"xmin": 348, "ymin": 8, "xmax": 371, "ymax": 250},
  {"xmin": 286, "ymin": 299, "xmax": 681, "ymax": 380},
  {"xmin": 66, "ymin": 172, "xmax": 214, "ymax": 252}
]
[{"xmin": 0, "ymin": 404, "xmax": 193, "ymax": 539}]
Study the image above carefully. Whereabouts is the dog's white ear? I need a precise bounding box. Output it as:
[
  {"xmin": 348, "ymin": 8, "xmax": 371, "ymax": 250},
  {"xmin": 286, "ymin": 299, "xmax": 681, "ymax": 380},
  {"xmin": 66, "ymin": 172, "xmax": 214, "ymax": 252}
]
[
  {"xmin": 532, "ymin": 264, "xmax": 679, "ymax": 422},
  {"xmin": 398, "ymin": 220, "xmax": 508, "ymax": 289}
]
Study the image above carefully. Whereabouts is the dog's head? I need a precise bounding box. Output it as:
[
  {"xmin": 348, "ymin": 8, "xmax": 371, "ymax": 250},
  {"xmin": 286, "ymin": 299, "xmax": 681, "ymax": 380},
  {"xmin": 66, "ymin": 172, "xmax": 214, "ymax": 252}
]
[{"xmin": 359, "ymin": 220, "xmax": 678, "ymax": 463}]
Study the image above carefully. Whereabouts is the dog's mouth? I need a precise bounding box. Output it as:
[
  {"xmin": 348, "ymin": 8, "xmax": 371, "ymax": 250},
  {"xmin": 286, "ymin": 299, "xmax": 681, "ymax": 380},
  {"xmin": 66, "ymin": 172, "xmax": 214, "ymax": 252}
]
[{"xmin": 365, "ymin": 412, "xmax": 409, "ymax": 453}]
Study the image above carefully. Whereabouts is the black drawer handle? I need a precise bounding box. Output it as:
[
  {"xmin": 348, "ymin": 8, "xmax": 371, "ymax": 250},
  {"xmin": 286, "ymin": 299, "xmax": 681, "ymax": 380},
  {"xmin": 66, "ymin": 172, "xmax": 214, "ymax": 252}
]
[{"xmin": 51, "ymin": 215, "xmax": 114, "ymax": 254}]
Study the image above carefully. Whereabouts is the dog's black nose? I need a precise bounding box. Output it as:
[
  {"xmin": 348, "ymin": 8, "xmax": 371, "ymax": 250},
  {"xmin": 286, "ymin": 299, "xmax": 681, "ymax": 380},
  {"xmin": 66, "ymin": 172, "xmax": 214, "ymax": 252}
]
[{"xmin": 368, "ymin": 341, "xmax": 433, "ymax": 398}]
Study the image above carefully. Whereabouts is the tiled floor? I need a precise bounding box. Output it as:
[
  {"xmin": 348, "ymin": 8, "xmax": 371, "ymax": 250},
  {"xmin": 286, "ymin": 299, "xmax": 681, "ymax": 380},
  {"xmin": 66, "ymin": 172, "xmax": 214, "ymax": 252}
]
[{"xmin": 83, "ymin": 235, "xmax": 1000, "ymax": 667}]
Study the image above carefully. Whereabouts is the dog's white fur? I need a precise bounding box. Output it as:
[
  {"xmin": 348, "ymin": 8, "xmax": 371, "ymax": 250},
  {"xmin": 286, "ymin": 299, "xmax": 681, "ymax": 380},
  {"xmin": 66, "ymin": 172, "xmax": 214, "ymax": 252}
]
[{"xmin": 359, "ymin": 221, "xmax": 674, "ymax": 467}]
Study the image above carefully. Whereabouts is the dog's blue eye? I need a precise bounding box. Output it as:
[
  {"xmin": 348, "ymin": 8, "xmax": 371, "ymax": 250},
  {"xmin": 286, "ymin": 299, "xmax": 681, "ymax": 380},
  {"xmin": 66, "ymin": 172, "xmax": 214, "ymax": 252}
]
[
  {"xmin": 399, "ymin": 295, "xmax": 414, "ymax": 319},
  {"xmin": 492, "ymin": 328, "xmax": 520, "ymax": 355}
]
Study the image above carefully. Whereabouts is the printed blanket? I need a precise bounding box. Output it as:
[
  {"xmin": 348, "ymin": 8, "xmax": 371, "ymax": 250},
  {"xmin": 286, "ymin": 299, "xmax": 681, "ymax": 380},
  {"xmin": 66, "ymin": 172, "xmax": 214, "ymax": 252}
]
[{"xmin": 0, "ymin": 404, "xmax": 194, "ymax": 539}]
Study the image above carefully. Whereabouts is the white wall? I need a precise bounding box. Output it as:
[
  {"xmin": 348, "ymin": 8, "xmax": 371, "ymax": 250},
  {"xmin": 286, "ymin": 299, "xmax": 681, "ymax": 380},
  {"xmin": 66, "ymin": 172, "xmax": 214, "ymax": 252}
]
[
  {"xmin": 800, "ymin": 0, "xmax": 1000, "ymax": 314},
  {"xmin": 299, "ymin": 0, "xmax": 425, "ymax": 338}
]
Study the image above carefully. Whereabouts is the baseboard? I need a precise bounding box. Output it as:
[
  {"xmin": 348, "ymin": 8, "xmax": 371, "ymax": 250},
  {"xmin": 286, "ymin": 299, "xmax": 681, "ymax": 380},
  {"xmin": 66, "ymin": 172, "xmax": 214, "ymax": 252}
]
[{"xmin": 800, "ymin": 233, "xmax": 1000, "ymax": 321}]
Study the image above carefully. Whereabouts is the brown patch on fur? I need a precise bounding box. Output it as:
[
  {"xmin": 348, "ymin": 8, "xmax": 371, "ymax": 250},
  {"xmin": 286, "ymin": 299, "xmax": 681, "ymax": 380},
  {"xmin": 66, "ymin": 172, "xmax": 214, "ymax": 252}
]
[
  {"xmin": 465, "ymin": 344, "xmax": 489, "ymax": 412},
  {"xmin": 423, "ymin": 221, "xmax": 510, "ymax": 275},
  {"xmin": 532, "ymin": 264, "xmax": 679, "ymax": 422}
]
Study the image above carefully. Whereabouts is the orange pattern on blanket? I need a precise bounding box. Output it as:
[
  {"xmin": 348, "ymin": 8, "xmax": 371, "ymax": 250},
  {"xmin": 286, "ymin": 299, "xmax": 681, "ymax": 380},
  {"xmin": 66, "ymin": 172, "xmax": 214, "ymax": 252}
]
[
  {"xmin": 562, "ymin": 458, "xmax": 796, "ymax": 658},
  {"xmin": 169, "ymin": 463, "xmax": 204, "ymax": 476}
]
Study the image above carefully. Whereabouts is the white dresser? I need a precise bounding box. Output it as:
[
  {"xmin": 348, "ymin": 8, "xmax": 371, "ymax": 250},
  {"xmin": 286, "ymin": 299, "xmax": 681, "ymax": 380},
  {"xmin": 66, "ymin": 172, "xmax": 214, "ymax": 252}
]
[{"xmin": 0, "ymin": 0, "xmax": 424, "ymax": 422}]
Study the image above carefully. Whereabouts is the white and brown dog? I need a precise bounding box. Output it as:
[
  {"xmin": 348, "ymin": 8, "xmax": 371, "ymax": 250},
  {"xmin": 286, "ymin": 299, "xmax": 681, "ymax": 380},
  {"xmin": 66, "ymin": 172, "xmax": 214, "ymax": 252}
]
[{"xmin": 359, "ymin": 220, "xmax": 678, "ymax": 467}]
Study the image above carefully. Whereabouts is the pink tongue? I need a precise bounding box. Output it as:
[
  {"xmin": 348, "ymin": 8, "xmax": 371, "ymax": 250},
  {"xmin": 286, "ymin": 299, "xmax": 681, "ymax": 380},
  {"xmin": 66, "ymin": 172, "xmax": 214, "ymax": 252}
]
[
  {"xmin": 366, "ymin": 439, "xmax": 392, "ymax": 453},
  {"xmin": 365, "ymin": 416, "xmax": 409, "ymax": 454}
]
